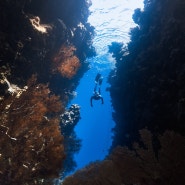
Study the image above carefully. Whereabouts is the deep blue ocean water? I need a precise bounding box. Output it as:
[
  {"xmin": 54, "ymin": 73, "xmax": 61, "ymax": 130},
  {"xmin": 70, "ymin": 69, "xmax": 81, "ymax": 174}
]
[{"xmin": 68, "ymin": 0, "xmax": 143, "ymax": 174}]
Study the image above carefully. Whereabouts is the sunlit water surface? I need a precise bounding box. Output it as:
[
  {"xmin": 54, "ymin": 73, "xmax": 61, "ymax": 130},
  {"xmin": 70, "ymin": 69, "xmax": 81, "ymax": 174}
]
[{"xmin": 67, "ymin": 0, "xmax": 143, "ymax": 176}]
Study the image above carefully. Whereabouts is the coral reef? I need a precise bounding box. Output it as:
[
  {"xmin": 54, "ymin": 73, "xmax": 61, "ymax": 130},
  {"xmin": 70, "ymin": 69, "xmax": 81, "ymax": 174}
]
[
  {"xmin": 52, "ymin": 45, "xmax": 81, "ymax": 79},
  {"xmin": 60, "ymin": 104, "xmax": 81, "ymax": 127},
  {"xmin": 109, "ymin": 0, "xmax": 185, "ymax": 147},
  {"xmin": 29, "ymin": 16, "xmax": 52, "ymax": 34},
  {"xmin": 60, "ymin": 104, "xmax": 81, "ymax": 177},
  {"xmin": 0, "ymin": 75, "xmax": 65, "ymax": 184},
  {"xmin": 0, "ymin": 0, "xmax": 95, "ymax": 183},
  {"xmin": 0, "ymin": 0, "xmax": 95, "ymax": 88},
  {"xmin": 62, "ymin": 129, "xmax": 185, "ymax": 185}
]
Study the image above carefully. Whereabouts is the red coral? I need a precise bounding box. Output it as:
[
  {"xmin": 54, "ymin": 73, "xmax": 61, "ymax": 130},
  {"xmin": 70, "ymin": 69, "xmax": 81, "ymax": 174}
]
[
  {"xmin": 52, "ymin": 44, "xmax": 81, "ymax": 79},
  {"xmin": 62, "ymin": 129, "xmax": 185, "ymax": 185},
  {"xmin": 0, "ymin": 75, "xmax": 65, "ymax": 184}
]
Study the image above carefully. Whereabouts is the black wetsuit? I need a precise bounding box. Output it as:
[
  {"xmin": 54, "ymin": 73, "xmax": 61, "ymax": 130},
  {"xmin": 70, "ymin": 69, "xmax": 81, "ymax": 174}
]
[
  {"xmin": 90, "ymin": 81, "xmax": 104, "ymax": 107},
  {"xmin": 90, "ymin": 73, "xmax": 104, "ymax": 107}
]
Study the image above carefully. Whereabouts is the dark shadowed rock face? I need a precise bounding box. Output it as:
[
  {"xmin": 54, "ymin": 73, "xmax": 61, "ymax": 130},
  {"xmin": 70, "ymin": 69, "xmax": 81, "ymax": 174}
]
[
  {"xmin": 108, "ymin": 0, "xmax": 185, "ymax": 147},
  {"xmin": 0, "ymin": 0, "xmax": 94, "ymax": 184},
  {"xmin": 62, "ymin": 130, "xmax": 185, "ymax": 185},
  {"xmin": 0, "ymin": 0, "xmax": 95, "ymax": 93}
]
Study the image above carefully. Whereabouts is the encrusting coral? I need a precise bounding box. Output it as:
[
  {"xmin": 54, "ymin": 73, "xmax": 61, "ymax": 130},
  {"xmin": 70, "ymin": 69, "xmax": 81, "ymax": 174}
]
[{"xmin": 0, "ymin": 75, "xmax": 65, "ymax": 185}]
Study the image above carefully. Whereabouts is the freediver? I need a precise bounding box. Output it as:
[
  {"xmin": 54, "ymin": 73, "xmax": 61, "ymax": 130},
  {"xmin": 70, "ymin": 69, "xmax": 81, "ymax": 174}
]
[{"xmin": 90, "ymin": 73, "xmax": 104, "ymax": 107}]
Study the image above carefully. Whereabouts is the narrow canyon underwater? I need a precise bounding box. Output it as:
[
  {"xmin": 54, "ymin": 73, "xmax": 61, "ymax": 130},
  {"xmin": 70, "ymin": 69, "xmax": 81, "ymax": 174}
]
[{"xmin": 1, "ymin": 0, "xmax": 185, "ymax": 185}]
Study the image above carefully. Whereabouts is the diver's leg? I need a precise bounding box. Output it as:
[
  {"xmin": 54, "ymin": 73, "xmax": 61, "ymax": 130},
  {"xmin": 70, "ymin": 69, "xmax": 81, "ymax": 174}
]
[
  {"xmin": 95, "ymin": 73, "xmax": 101, "ymax": 83},
  {"xmin": 98, "ymin": 87, "xmax": 101, "ymax": 94},
  {"xmin": 94, "ymin": 84, "xmax": 97, "ymax": 92},
  {"xmin": 99, "ymin": 77, "xmax": 103, "ymax": 85}
]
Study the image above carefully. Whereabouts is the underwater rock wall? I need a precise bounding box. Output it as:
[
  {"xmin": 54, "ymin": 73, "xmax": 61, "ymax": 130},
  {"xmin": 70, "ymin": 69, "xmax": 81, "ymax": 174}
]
[
  {"xmin": 0, "ymin": 0, "xmax": 94, "ymax": 184},
  {"xmin": 60, "ymin": 104, "xmax": 81, "ymax": 128},
  {"xmin": 0, "ymin": 0, "xmax": 95, "ymax": 93},
  {"xmin": 62, "ymin": 129, "xmax": 185, "ymax": 185},
  {"xmin": 109, "ymin": 0, "xmax": 185, "ymax": 147},
  {"xmin": 60, "ymin": 104, "xmax": 81, "ymax": 177}
]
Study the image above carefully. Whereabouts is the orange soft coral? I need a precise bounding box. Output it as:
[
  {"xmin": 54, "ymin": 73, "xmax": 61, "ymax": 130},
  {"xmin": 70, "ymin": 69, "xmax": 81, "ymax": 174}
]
[
  {"xmin": 52, "ymin": 44, "xmax": 81, "ymax": 79},
  {"xmin": 0, "ymin": 75, "xmax": 65, "ymax": 184}
]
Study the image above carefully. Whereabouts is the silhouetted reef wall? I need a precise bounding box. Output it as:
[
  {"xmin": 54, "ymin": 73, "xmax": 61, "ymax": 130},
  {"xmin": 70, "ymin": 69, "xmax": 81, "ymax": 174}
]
[{"xmin": 109, "ymin": 0, "xmax": 185, "ymax": 147}]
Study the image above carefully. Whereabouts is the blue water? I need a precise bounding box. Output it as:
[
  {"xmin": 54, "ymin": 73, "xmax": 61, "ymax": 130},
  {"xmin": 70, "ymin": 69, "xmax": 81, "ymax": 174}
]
[{"xmin": 68, "ymin": 0, "xmax": 144, "ymax": 173}]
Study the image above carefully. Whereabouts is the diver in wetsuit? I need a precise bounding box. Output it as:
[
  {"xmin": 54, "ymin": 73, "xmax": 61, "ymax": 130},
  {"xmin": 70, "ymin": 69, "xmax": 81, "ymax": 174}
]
[{"xmin": 90, "ymin": 73, "xmax": 104, "ymax": 107}]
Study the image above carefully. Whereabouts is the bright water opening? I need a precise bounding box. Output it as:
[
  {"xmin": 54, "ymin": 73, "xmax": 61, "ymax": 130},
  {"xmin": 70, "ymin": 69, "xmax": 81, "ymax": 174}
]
[{"xmin": 69, "ymin": 0, "xmax": 144, "ymax": 174}]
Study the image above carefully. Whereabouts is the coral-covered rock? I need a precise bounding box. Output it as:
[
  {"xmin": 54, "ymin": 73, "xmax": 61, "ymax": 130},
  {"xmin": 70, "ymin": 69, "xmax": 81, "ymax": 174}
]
[
  {"xmin": 0, "ymin": 0, "xmax": 94, "ymax": 183},
  {"xmin": 60, "ymin": 104, "xmax": 81, "ymax": 178},
  {"xmin": 52, "ymin": 45, "xmax": 81, "ymax": 79},
  {"xmin": 0, "ymin": 76, "xmax": 65, "ymax": 184},
  {"xmin": 60, "ymin": 104, "xmax": 81, "ymax": 127},
  {"xmin": 109, "ymin": 0, "xmax": 185, "ymax": 147},
  {"xmin": 62, "ymin": 130, "xmax": 185, "ymax": 185}
]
